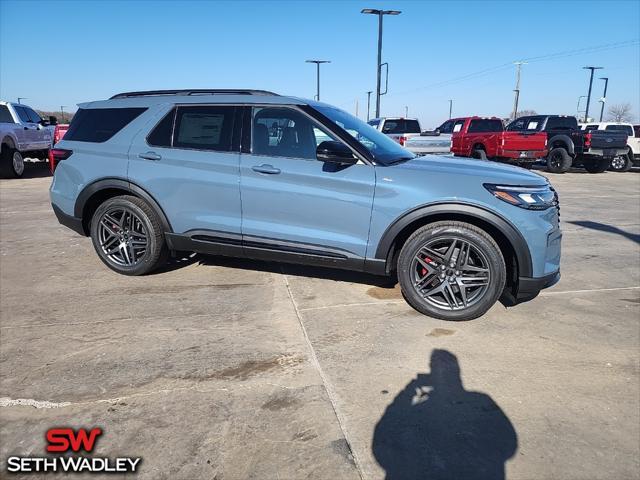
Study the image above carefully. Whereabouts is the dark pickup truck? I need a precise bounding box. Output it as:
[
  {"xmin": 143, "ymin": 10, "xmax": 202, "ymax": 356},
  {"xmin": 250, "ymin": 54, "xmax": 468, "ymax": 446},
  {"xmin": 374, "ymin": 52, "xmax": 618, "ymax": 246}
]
[{"xmin": 506, "ymin": 115, "xmax": 628, "ymax": 173}]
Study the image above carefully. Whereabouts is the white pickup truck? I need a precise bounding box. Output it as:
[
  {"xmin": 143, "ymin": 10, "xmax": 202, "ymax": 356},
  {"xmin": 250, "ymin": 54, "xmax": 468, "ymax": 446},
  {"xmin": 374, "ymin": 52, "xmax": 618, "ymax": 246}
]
[
  {"xmin": 368, "ymin": 117, "xmax": 452, "ymax": 155},
  {"xmin": 0, "ymin": 101, "xmax": 53, "ymax": 178},
  {"xmin": 580, "ymin": 122, "xmax": 638, "ymax": 172}
]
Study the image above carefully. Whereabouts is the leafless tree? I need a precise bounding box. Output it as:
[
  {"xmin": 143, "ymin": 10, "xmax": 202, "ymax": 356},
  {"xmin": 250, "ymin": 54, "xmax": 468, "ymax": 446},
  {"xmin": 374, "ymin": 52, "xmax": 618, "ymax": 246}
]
[
  {"xmin": 515, "ymin": 109, "xmax": 537, "ymax": 117},
  {"xmin": 606, "ymin": 103, "xmax": 633, "ymax": 122}
]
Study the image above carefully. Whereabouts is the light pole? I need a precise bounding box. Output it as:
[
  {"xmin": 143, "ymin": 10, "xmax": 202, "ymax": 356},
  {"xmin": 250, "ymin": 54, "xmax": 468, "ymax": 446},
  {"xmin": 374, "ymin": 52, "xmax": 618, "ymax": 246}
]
[
  {"xmin": 60, "ymin": 106, "xmax": 66, "ymax": 123},
  {"xmin": 404, "ymin": 106, "xmax": 408, "ymax": 117},
  {"xmin": 448, "ymin": 99, "xmax": 453, "ymax": 119},
  {"xmin": 305, "ymin": 60, "xmax": 330, "ymax": 101},
  {"xmin": 361, "ymin": 8, "xmax": 401, "ymax": 118},
  {"xmin": 583, "ymin": 66, "xmax": 603, "ymax": 122},
  {"xmin": 17, "ymin": 97, "xmax": 27, "ymax": 104},
  {"xmin": 511, "ymin": 62, "xmax": 527, "ymax": 120},
  {"xmin": 598, "ymin": 77, "xmax": 608, "ymax": 122},
  {"xmin": 366, "ymin": 91, "xmax": 373, "ymax": 121}
]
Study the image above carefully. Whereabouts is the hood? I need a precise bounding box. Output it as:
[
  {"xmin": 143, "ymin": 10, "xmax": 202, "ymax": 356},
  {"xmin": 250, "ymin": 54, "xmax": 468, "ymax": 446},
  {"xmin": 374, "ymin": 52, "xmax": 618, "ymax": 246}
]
[{"xmin": 388, "ymin": 155, "xmax": 548, "ymax": 186}]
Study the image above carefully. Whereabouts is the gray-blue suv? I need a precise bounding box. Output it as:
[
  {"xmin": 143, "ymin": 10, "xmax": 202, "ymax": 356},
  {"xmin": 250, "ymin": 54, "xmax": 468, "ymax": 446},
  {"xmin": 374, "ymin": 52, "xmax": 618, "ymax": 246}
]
[{"xmin": 50, "ymin": 89, "xmax": 561, "ymax": 320}]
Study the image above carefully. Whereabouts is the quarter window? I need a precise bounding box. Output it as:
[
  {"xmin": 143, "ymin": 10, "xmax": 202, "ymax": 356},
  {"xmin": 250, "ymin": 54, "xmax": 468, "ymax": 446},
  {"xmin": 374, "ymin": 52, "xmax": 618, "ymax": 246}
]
[
  {"xmin": 65, "ymin": 108, "xmax": 147, "ymax": 143},
  {"xmin": 173, "ymin": 106, "xmax": 236, "ymax": 151}
]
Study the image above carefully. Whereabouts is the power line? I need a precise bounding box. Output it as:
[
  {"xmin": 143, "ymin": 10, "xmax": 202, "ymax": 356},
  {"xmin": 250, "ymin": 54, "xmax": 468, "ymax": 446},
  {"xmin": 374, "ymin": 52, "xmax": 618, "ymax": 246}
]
[{"xmin": 385, "ymin": 39, "xmax": 639, "ymax": 98}]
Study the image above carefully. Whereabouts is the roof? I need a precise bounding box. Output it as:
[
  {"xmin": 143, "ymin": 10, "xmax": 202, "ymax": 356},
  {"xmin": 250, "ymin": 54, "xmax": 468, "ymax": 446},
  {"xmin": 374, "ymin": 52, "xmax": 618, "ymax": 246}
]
[{"xmin": 78, "ymin": 89, "xmax": 314, "ymax": 109}]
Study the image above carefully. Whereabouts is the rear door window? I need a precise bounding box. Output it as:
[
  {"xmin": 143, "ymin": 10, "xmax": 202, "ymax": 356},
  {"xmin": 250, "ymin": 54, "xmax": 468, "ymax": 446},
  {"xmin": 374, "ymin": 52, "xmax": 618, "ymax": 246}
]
[
  {"xmin": 65, "ymin": 107, "xmax": 146, "ymax": 142},
  {"xmin": 173, "ymin": 105, "xmax": 236, "ymax": 151},
  {"xmin": 605, "ymin": 124, "xmax": 634, "ymax": 136},
  {"xmin": 147, "ymin": 108, "xmax": 176, "ymax": 147},
  {"xmin": 546, "ymin": 116, "xmax": 577, "ymax": 130},
  {"xmin": 0, "ymin": 105, "xmax": 14, "ymax": 123},
  {"xmin": 24, "ymin": 107, "xmax": 42, "ymax": 123},
  {"xmin": 468, "ymin": 119, "xmax": 503, "ymax": 133},
  {"xmin": 403, "ymin": 120, "xmax": 421, "ymax": 133}
]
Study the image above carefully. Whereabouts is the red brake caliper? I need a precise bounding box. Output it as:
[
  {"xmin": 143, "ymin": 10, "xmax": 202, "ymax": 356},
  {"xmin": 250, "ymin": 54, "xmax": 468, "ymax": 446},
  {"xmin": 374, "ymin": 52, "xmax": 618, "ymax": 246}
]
[{"xmin": 421, "ymin": 257, "xmax": 434, "ymax": 276}]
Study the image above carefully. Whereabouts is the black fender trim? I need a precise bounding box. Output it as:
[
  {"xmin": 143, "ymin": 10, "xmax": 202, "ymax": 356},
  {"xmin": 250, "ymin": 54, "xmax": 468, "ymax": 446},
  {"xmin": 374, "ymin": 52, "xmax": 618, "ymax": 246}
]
[
  {"xmin": 547, "ymin": 134, "xmax": 575, "ymax": 156},
  {"xmin": 74, "ymin": 178, "xmax": 173, "ymax": 234},
  {"xmin": 374, "ymin": 202, "xmax": 533, "ymax": 278}
]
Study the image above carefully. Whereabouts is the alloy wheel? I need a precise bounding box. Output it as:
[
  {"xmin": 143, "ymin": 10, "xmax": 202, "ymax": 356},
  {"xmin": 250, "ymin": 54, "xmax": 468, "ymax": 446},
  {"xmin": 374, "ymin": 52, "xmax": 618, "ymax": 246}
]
[
  {"xmin": 611, "ymin": 156, "xmax": 626, "ymax": 170},
  {"xmin": 97, "ymin": 207, "xmax": 148, "ymax": 267},
  {"xmin": 12, "ymin": 151, "xmax": 24, "ymax": 176},
  {"xmin": 411, "ymin": 237, "xmax": 491, "ymax": 311}
]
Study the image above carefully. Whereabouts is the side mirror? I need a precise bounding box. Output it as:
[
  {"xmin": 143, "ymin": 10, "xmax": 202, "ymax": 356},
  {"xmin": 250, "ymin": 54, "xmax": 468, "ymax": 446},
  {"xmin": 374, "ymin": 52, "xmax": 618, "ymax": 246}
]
[
  {"xmin": 316, "ymin": 141, "xmax": 357, "ymax": 165},
  {"xmin": 49, "ymin": 116, "xmax": 58, "ymax": 126}
]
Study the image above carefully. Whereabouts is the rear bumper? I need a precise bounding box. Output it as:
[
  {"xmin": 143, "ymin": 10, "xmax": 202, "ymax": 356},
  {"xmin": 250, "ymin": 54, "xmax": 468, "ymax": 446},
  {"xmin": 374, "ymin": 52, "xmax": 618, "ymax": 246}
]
[
  {"xmin": 52, "ymin": 203, "xmax": 85, "ymax": 236},
  {"xmin": 516, "ymin": 270, "xmax": 560, "ymax": 302},
  {"xmin": 583, "ymin": 148, "xmax": 627, "ymax": 158},
  {"xmin": 500, "ymin": 150, "xmax": 548, "ymax": 160}
]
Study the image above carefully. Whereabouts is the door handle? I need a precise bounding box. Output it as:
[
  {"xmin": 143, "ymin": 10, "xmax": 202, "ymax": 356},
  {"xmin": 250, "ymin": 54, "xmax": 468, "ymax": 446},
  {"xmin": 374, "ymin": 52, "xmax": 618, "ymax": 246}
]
[
  {"xmin": 252, "ymin": 164, "xmax": 281, "ymax": 175},
  {"xmin": 138, "ymin": 151, "xmax": 162, "ymax": 161}
]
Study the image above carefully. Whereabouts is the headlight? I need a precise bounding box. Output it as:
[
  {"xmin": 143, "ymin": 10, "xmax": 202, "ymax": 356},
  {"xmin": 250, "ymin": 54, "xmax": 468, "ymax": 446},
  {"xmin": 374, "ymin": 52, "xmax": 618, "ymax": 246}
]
[{"xmin": 484, "ymin": 183, "xmax": 556, "ymax": 210}]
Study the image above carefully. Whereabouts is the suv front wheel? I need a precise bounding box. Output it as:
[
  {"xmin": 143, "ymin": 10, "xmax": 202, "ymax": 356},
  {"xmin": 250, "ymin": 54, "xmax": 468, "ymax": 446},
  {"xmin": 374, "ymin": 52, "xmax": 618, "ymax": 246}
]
[
  {"xmin": 90, "ymin": 195, "xmax": 167, "ymax": 275},
  {"xmin": 397, "ymin": 221, "xmax": 506, "ymax": 321}
]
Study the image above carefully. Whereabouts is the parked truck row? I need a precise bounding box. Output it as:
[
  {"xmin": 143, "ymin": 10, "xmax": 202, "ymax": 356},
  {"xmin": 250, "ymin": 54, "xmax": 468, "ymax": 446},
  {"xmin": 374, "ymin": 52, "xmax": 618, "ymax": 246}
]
[{"xmin": 369, "ymin": 114, "xmax": 636, "ymax": 174}]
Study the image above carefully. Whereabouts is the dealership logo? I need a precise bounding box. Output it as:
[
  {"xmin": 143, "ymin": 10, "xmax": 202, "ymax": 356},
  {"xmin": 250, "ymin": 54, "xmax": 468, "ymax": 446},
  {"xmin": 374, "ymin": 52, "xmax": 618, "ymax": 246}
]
[{"xmin": 6, "ymin": 427, "xmax": 141, "ymax": 474}]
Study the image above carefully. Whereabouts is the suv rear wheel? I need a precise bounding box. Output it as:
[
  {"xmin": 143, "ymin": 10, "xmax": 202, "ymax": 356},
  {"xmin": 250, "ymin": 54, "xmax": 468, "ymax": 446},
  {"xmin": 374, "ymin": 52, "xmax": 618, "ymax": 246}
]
[
  {"xmin": 397, "ymin": 221, "xmax": 506, "ymax": 321},
  {"xmin": 90, "ymin": 195, "xmax": 167, "ymax": 275}
]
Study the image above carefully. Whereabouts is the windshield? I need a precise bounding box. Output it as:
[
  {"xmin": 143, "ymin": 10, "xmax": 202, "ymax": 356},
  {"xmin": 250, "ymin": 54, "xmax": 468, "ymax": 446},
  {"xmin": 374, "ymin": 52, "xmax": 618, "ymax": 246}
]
[{"xmin": 313, "ymin": 105, "xmax": 415, "ymax": 164}]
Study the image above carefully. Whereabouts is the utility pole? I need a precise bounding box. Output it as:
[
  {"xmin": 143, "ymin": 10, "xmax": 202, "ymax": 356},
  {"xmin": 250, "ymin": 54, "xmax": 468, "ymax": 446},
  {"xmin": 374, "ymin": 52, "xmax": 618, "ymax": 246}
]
[
  {"xmin": 404, "ymin": 106, "xmax": 408, "ymax": 118},
  {"xmin": 598, "ymin": 77, "xmax": 609, "ymax": 122},
  {"xmin": 448, "ymin": 99, "xmax": 453, "ymax": 119},
  {"xmin": 361, "ymin": 8, "xmax": 401, "ymax": 118},
  {"xmin": 583, "ymin": 66, "xmax": 603, "ymax": 122},
  {"xmin": 17, "ymin": 97, "xmax": 26, "ymax": 104},
  {"xmin": 366, "ymin": 91, "xmax": 372, "ymax": 121},
  {"xmin": 511, "ymin": 62, "xmax": 526, "ymax": 120},
  {"xmin": 60, "ymin": 106, "xmax": 66, "ymax": 123},
  {"xmin": 305, "ymin": 60, "xmax": 330, "ymax": 101}
]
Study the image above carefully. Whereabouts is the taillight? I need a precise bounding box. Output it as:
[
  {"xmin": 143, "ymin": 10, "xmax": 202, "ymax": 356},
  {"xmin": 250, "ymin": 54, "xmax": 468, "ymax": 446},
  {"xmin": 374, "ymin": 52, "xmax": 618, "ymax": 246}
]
[
  {"xmin": 584, "ymin": 132, "xmax": 591, "ymax": 149},
  {"xmin": 51, "ymin": 148, "xmax": 73, "ymax": 162},
  {"xmin": 399, "ymin": 135, "xmax": 407, "ymax": 146}
]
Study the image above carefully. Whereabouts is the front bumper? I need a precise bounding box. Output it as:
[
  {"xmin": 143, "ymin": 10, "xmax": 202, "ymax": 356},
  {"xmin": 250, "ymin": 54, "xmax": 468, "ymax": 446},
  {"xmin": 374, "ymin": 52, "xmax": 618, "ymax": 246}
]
[{"xmin": 52, "ymin": 203, "xmax": 85, "ymax": 236}]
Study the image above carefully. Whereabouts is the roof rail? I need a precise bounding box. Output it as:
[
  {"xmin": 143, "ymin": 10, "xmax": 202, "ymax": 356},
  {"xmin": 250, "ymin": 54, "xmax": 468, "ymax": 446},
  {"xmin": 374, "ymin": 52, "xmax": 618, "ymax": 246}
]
[{"xmin": 109, "ymin": 89, "xmax": 279, "ymax": 99}]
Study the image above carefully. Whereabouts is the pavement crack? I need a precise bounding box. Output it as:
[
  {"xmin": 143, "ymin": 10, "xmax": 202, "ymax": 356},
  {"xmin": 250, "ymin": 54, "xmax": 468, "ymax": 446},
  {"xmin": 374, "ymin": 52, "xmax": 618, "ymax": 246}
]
[{"xmin": 280, "ymin": 269, "xmax": 365, "ymax": 480}]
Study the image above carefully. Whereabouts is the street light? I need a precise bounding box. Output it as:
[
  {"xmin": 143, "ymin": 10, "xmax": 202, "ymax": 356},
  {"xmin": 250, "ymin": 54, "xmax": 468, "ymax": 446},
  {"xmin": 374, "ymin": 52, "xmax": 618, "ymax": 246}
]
[
  {"xmin": 361, "ymin": 8, "xmax": 401, "ymax": 118},
  {"xmin": 17, "ymin": 97, "xmax": 27, "ymax": 104},
  {"xmin": 60, "ymin": 106, "xmax": 66, "ymax": 123},
  {"xmin": 366, "ymin": 91, "xmax": 373, "ymax": 121},
  {"xmin": 598, "ymin": 77, "xmax": 609, "ymax": 122},
  {"xmin": 582, "ymin": 66, "xmax": 603, "ymax": 122},
  {"xmin": 305, "ymin": 60, "xmax": 330, "ymax": 101},
  {"xmin": 448, "ymin": 99, "xmax": 453, "ymax": 119}
]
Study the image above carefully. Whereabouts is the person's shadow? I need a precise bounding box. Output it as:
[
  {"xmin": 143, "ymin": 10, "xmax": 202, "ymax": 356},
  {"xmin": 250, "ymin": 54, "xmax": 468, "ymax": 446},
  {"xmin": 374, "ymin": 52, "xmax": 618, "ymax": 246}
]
[{"xmin": 372, "ymin": 350, "xmax": 518, "ymax": 480}]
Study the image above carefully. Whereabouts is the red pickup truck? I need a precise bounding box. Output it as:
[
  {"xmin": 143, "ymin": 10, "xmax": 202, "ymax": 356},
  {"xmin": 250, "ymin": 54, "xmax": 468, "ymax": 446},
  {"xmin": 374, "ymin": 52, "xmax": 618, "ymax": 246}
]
[
  {"xmin": 48, "ymin": 124, "xmax": 69, "ymax": 173},
  {"xmin": 451, "ymin": 117, "xmax": 547, "ymax": 166}
]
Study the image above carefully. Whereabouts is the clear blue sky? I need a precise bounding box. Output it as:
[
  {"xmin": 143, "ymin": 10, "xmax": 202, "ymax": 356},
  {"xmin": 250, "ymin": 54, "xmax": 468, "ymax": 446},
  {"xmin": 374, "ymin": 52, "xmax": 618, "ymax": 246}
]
[{"xmin": 1, "ymin": 0, "xmax": 639, "ymax": 126}]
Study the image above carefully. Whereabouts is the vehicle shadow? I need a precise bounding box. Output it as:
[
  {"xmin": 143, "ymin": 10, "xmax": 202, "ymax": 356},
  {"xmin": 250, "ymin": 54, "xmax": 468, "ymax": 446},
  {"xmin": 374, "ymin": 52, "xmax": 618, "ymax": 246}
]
[
  {"xmin": 372, "ymin": 349, "xmax": 518, "ymax": 480},
  {"xmin": 568, "ymin": 220, "xmax": 640, "ymax": 245},
  {"xmin": 195, "ymin": 254, "xmax": 397, "ymax": 288},
  {"xmin": 19, "ymin": 162, "xmax": 51, "ymax": 179}
]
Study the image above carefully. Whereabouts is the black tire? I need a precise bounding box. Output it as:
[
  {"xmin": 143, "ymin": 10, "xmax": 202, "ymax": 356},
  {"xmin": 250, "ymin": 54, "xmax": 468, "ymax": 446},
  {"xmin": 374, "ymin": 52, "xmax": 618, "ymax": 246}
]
[
  {"xmin": 546, "ymin": 147, "xmax": 571, "ymax": 173},
  {"xmin": 471, "ymin": 148, "xmax": 487, "ymax": 160},
  {"xmin": 609, "ymin": 150, "xmax": 633, "ymax": 172},
  {"xmin": 90, "ymin": 195, "xmax": 167, "ymax": 275},
  {"xmin": 397, "ymin": 221, "xmax": 506, "ymax": 321},
  {"xmin": 583, "ymin": 158, "xmax": 610, "ymax": 174},
  {"xmin": 0, "ymin": 148, "xmax": 25, "ymax": 178}
]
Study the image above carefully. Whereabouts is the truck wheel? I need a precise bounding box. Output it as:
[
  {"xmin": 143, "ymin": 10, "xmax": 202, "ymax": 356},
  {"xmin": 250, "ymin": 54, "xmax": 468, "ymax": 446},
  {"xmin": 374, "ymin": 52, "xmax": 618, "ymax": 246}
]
[
  {"xmin": 472, "ymin": 149, "xmax": 487, "ymax": 160},
  {"xmin": 0, "ymin": 148, "xmax": 25, "ymax": 178},
  {"xmin": 397, "ymin": 221, "xmax": 506, "ymax": 321},
  {"xmin": 90, "ymin": 195, "xmax": 168, "ymax": 276},
  {"xmin": 609, "ymin": 150, "xmax": 632, "ymax": 172},
  {"xmin": 584, "ymin": 158, "xmax": 610, "ymax": 174},
  {"xmin": 546, "ymin": 147, "xmax": 571, "ymax": 173}
]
